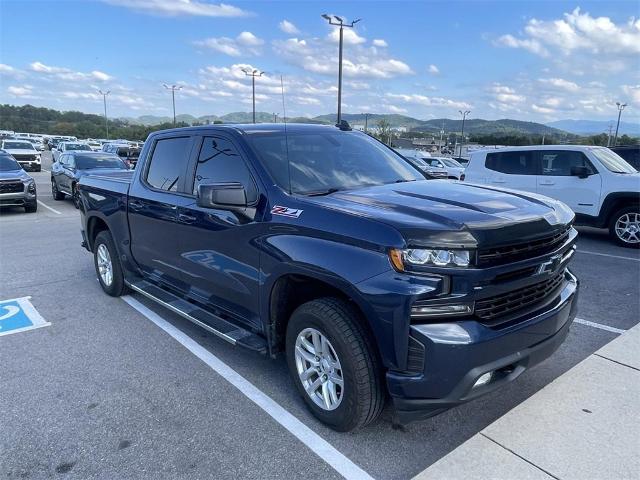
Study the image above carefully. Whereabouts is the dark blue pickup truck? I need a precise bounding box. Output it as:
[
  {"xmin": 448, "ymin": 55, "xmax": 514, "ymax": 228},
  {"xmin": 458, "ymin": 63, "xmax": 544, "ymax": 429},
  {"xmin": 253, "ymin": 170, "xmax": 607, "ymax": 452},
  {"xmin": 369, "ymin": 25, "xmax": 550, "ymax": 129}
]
[{"xmin": 79, "ymin": 123, "xmax": 579, "ymax": 431}]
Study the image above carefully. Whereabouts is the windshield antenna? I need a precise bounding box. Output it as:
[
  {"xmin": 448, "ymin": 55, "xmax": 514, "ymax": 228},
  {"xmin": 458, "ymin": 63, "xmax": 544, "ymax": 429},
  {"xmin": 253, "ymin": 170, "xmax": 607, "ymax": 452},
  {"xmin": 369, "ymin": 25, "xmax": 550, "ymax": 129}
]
[{"xmin": 281, "ymin": 75, "xmax": 292, "ymax": 194}]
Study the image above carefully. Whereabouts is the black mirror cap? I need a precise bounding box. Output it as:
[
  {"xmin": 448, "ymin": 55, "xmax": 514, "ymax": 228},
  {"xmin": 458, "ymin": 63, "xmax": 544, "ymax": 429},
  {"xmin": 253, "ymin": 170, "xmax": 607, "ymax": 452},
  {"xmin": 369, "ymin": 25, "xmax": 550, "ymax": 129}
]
[
  {"xmin": 570, "ymin": 165, "xmax": 590, "ymax": 178},
  {"xmin": 197, "ymin": 182, "xmax": 248, "ymax": 209}
]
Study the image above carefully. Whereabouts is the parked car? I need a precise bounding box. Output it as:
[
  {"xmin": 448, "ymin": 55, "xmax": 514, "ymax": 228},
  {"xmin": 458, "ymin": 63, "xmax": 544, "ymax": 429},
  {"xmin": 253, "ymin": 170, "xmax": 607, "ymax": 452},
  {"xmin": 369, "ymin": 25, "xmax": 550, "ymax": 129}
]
[
  {"xmin": 394, "ymin": 148, "xmax": 448, "ymax": 179},
  {"xmin": 52, "ymin": 142, "xmax": 93, "ymax": 162},
  {"xmin": 609, "ymin": 145, "xmax": 639, "ymax": 170},
  {"xmin": 0, "ymin": 139, "xmax": 42, "ymax": 171},
  {"xmin": 463, "ymin": 145, "xmax": 640, "ymax": 247},
  {"xmin": 424, "ymin": 156, "xmax": 465, "ymax": 179},
  {"xmin": 102, "ymin": 142, "xmax": 141, "ymax": 168},
  {"xmin": 85, "ymin": 140, "xmax": 103, "ymax": 152},
  {"xmin": 452, "ymin": 156, "xmax": 469, "ymax": 167},
  {"xmin": 0, "ymin": 151, "xmax": 37, "ymax": 212},
  {"xmin": 79, "ymin": 124, "xmax": 578, "ymax": 431},
  {"xmin": 51, "ymin": 151, "xmax": 128, "ymax": 208}
]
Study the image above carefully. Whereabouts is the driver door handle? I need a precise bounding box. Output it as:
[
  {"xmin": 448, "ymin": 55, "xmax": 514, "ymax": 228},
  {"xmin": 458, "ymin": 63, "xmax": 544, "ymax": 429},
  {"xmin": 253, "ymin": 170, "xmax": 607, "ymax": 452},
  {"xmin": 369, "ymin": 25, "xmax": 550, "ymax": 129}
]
[
  {"xmin": 178, "ymin": 213, "xmax": 197, "ymax": 224},
  {"xmin": 129, "ymin": 200, "xmax": 144, "ymax": 210}
]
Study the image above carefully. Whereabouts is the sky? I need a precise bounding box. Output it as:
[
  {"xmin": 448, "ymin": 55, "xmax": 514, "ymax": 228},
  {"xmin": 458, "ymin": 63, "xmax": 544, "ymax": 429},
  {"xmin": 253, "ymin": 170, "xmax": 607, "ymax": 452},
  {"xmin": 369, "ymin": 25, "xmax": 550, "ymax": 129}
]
[{"xmin": 1, "ymin": 0, "xmax": 639, "ymax": 123}]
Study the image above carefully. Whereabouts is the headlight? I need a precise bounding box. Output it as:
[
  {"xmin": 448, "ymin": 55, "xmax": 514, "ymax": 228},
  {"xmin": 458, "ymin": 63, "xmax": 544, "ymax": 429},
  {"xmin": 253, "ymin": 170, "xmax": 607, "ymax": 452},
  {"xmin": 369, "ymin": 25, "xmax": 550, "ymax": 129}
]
[{"xmin": 389, "ymin": 248, "xmax": 472, "ymax": 271}]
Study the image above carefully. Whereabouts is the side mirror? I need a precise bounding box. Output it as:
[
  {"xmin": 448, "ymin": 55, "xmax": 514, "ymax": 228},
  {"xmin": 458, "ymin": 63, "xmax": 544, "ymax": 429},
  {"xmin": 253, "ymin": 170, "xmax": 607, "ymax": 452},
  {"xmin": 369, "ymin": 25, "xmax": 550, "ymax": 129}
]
[
  {"xmin": 197, "ymin": 182, "xmax": 247, "ymax": 209},
  {"xmin": 570, "ymin": 165, "xmax": 590, "ymax": 178}
]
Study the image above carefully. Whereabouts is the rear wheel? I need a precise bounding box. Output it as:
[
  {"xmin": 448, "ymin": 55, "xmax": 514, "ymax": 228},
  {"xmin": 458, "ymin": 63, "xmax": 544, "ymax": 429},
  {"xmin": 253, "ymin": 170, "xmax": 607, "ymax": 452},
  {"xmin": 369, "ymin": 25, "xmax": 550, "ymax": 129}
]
[
  {"xmin": 51, "ymin": 179, "xmax": 65, "ymax": 200},
  {"xmin": 93, "ymin": 230, "xmax": 128, "ymax": 296},
  {"xmin": 609, "ymin": 207, "xmax": 640, "ymax": 248},
  {"xmin": 286, "ymin": 298, "xmax": 384, "ymax": 431}
]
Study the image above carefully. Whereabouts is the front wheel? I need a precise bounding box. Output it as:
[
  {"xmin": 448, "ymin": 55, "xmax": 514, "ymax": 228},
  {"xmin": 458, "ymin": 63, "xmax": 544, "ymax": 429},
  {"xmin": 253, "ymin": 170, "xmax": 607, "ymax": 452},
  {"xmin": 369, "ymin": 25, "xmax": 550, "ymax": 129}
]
[
  {"xmin": 24, "ymin": 201, "xmax": 37, "ymax": 213},
  {"xmin": 93, "ymin": 230, "xmax": 128, "ymax": 296},
  {"xmin": 609, "ymin": 207, "xmax": 640, "ymax": 248},
  {"xmin": 286, "ymin": 298, "xmax": 385, "ymax": 431},
  {"xmin": 71, "ymin": 184, "xmax": 80, "ymax": 209}
]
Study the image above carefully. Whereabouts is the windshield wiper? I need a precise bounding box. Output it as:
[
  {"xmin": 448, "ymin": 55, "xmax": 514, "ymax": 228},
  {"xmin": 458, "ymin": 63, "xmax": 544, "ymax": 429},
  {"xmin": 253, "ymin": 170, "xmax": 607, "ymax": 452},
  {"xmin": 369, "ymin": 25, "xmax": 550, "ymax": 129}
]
[{"xmin": 305, "ymin": 188, "xmax": 341, "ymax": 196}]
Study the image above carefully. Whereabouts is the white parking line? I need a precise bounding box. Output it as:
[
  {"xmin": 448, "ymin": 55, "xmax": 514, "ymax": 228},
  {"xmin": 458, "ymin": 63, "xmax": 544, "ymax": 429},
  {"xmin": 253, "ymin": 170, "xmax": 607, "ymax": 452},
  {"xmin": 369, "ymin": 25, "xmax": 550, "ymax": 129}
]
[
  {"xmin": 36, "ymin": 200, "xmax": 62, "ymax": 215},
  {"xmin": 40, "ymin": 168, "xmax": 50, "ymax": 173},
  {"xmin": 575, "ymin": 317, "xmax": 626, "ymax": 335},
  {"xmin": 122, "ymin": 295, "xmax": 374, "ymax": 480},
  {"xmin": 576, "ymin": 250, "xmax": 640, "ymax": 262}
]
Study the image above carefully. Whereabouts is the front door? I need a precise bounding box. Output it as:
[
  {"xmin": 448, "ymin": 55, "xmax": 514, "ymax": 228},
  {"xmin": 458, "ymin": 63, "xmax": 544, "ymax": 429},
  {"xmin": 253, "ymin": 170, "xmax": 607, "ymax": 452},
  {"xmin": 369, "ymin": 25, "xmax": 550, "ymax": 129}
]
[
  {"xmin": 128, "ymin": 135, "xmax": 195, "ymax": 290},
  {"xmin": 484, "ymin": 150, "xmax": 538, "ymax": 193},
  {"xmin": 536, "ymin": 149, "xmax": 602, "ymax": 216},
  {"xmin": 175, "ymin": 134, "xmax": 263, "ymax": 329}
]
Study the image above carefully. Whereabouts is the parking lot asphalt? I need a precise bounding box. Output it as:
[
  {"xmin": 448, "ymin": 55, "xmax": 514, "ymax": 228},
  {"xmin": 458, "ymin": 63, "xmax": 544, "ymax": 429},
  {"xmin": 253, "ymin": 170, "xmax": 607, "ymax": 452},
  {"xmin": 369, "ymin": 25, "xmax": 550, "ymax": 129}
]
[{"xmin": 1, "ymin": 152, "xmax": 638, "ymax": 479}]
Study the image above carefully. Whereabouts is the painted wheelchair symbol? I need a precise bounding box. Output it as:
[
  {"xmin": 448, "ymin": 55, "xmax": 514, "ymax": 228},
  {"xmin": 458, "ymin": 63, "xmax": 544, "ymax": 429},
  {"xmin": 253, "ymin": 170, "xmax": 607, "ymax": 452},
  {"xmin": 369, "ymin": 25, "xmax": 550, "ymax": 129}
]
[{"xmin": 0, "ymin": 297, "xmax": 50, "ymax": 336}]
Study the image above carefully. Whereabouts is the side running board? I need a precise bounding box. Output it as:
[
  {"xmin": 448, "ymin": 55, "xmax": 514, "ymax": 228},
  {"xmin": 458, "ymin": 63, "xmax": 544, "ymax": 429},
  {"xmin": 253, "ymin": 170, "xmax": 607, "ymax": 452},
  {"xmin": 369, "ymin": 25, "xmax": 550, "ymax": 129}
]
[{"xmin": 127, "ymin": 279, "xmax": 267, "ymax": 354}]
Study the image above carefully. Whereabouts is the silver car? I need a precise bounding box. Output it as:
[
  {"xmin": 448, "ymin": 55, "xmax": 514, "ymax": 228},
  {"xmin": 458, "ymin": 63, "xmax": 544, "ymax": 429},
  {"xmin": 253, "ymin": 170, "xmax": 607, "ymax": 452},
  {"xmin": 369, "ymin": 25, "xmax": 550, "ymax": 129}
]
[{"xmin": 0, "ymin": 151, "xmax": 37, "ymax": 213}]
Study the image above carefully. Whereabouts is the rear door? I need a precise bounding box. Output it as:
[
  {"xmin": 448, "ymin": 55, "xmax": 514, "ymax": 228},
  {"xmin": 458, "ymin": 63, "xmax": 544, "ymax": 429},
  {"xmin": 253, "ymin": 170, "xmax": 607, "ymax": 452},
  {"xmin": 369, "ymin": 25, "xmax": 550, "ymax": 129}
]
[
  {"xmin": 536, "ymin": 149, "xmax": 602, "ymax": 216},
  {"xmin": 128, "ymin": 135, "xmax": 196, "ymax": 290},
  {"xmin": 174, "ymin": 134, "xmax": 263, "ymax": 329},
  {"xmin": 484, "ymin": 150, "xmax": 538, "ymax": 193}
]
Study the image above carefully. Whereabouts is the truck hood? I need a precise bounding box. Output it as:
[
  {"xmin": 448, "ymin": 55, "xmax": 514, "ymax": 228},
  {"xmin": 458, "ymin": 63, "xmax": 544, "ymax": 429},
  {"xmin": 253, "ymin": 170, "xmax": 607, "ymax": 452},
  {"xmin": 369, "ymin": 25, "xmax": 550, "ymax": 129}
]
[
  {"xmin": 303, "ymin": 180, "xmax": 574, "ymax": 248},
  {"xmin": 0, "ymin": 169, "xmax": 30, "ymax": 181},
  {"xmin": 4, "ymin": 148, "xmax": 38, "ymax": 156}
]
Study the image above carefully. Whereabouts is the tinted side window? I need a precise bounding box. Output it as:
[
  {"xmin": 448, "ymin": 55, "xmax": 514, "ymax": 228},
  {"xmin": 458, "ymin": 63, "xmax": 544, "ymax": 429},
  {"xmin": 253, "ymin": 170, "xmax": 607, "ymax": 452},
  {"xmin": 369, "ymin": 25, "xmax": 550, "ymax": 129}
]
[
  {"xmin": 540, "ymin": 150, "xmax": 594, "ymax": 176},
  {"xmin": 146, "ymin": 137, "xmax": 191, "ymax": 192},
  {"xmin": 67, "ymin": 155, "xmax": 75, "ymax": 168},
  {"xmin": 486, "ymin": 151, "xmax": 536, "ymax": 175},
  {"xmin": 192, "ymin": 136, "xmax": 257, "ymax": 202}
]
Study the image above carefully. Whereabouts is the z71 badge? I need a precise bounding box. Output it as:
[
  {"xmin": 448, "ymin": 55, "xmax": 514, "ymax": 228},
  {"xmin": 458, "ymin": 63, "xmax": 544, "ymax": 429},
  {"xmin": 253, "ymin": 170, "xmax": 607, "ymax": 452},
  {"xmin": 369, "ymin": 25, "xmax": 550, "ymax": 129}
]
[{"xmin": 271, "ymin": 205, "xmax": 303, "ymax": 218}]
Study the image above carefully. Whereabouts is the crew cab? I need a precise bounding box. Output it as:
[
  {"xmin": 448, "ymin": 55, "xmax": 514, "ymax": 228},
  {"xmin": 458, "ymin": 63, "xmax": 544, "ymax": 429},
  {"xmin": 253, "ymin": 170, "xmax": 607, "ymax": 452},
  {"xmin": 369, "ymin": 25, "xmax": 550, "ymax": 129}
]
[
  {"xmin": 464, "ymin": 145, "xmax": 640, "ymax": 247},
  {"xmin": 0, "ymin": 139, "xmax": 42, "ymax": 172},
  {"xmin": 79, "ymin": 124, "xmax": 579, "ymax": 431}
]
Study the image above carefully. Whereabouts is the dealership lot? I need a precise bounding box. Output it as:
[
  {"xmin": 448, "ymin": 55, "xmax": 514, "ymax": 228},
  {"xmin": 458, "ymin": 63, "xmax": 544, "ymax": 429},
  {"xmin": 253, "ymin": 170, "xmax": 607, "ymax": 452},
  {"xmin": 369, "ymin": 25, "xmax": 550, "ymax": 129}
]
[{"xmin": 1, "ymin": 153, "xmax": 638, "ymax": 479}]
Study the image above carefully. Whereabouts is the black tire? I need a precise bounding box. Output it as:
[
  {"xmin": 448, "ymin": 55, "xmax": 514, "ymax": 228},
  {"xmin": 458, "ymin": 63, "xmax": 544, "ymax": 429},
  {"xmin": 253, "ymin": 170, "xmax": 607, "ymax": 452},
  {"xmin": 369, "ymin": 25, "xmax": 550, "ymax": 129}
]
[
  {"xmin": 24, "ymin": 201, "xmax": 37, "ymax": 213},
  {"xmin": 286, "ymin": 297, "xmax": 385, "ymax": 431},
  {"xmin": 609, "ymin": 206, "xmax": 640, "ymax": 248},
  {"xmin": 35, "ymin": 165, "xmax": 41, "ymax": 172},
  {"xmin": 93, "ymin": 230, "xmax": 128, "ymax": 296},
  {"xmin": 71, "ymin": 184, "xmax": 80, "ymax": 209},
  {"xmin": 51, "ymin": 179, "xmax": 65, "ymax": 200}
]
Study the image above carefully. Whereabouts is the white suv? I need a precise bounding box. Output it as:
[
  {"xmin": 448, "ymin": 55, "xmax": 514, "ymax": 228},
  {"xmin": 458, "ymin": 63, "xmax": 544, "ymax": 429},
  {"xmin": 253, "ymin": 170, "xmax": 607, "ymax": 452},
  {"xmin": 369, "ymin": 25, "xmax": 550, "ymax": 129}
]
[{"xmin": 464, "ymin": 145, "xmax": 640, "ymax": 247}]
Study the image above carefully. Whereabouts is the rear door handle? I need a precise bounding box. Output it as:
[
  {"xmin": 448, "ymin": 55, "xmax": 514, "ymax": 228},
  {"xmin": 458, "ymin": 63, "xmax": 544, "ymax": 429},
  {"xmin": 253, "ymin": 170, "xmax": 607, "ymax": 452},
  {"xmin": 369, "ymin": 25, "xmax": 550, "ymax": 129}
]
[
  {"xmin": 539, "ymin": 180, "xmax": 555, "ymax": 186},
  {"xmin": 491, "ymin": 179, "xmax": 506, "ymax": 184},
  {"xmin": 129, "ymin": 200, "xmax": 144, "ymax": 210},
  {"xmin": 178, "ymin": 213, "xmax": 196, "ymax": 224}
]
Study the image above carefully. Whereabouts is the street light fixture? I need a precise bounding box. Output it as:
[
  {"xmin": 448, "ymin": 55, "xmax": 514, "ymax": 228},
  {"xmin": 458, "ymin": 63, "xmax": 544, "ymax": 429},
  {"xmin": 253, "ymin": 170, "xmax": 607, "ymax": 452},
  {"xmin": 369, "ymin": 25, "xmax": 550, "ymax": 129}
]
[
  {"xmin": 458, "ymin": 110, "xmax": 470, "ymax": 157},
  {"xmin": 98, "ymin": 90, "xmax": 110, "ymax": 139},
  {"xmin": 163, "ymin": 84, "xmax": 183, "ymax": 126},
  {"xmin": 242, "ymin": 68, "xmax": 264, "ymax": 124},
  {"xmin": 322, "ymin": 14, "xmax": 361, "ymax": 125},
  {"xmin": 613, "ymin": 102, "xmax": 627, "ymax": 146}
]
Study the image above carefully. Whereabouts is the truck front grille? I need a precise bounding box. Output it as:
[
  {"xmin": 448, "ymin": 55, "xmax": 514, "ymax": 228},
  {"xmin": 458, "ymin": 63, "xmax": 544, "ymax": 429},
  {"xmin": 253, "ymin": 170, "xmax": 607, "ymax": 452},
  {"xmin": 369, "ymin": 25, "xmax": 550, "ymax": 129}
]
[
  {"xmin": 475, "ymin": 271, "xmax": 565, "ymax": 325},
  {"xmin": 0, "ymin": 181, "xmax": 24, "ymax": 194},
  {"xmin": 478, "ymin": 227, "xmax": 571, "ymax": 266}
]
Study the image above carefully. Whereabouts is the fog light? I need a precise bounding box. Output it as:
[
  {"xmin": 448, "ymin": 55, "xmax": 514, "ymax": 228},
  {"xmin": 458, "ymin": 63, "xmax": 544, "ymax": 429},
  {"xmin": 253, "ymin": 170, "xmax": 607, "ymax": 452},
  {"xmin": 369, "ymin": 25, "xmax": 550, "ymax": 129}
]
[
  {"xmin": 473, "ymin": 372, "xmax": 493, "ymax": 388},
  {"xmin": 411, "ymin": 303, "xmax": 473, "ymax": 318}
]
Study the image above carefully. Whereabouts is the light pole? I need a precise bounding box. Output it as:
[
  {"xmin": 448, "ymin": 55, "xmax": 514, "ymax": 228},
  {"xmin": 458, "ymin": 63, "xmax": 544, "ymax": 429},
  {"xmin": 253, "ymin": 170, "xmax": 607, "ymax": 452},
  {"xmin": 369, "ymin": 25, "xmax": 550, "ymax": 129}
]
[
  {"xmin": 242, "ymin": 68, "xmax": 264, "ymax": 124},
  {"xmin": 98, "ymin": 90, "xmax": 110, "ymax": 139},
  {"xmin": 613, "ymin": 102, "xmax": 627, "ymax": 146},
  {"xmin": 363, "ymin": 113, "xmax": 370, "ymax": 133},
  {"xmin": 322, "ymin": 14, "xmax": 361, "ymax": 125},
  {"xmin": 273, "ymin": 113, "xmax": 278, "ymax": 123},
  {"xmin": 458, "ymin": 110, "xmax": 470, "ymax": 156},
  {"xmin": 163, "ymin": 84, "xmax": 183, "ymax": 126}
]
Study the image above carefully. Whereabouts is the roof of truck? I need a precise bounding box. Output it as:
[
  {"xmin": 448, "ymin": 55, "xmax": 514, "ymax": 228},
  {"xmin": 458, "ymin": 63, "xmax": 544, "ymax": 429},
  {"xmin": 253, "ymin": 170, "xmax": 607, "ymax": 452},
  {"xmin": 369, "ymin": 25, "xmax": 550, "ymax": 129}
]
[{"xmin": 150, "ymin": 123, "xmax": 348, "ymax": 137}]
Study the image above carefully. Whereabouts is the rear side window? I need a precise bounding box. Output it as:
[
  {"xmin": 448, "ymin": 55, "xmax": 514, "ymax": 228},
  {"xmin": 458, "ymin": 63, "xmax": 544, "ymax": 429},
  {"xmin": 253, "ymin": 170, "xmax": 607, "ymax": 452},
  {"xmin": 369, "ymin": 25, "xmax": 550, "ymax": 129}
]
[
  {"xmin": 192, "ymin": 136, "xmax": 257, "ymax": 202},
  {"xmin": 540, "ymin": 150, "xmax": 594, "ymax": 176},
  {"xmin": 486, "ymin": 151, "xmax": 536, "ymax": 175},
  {"xmin": 146, "ymin": 137, "xmax": 191, "ymax": 192}
]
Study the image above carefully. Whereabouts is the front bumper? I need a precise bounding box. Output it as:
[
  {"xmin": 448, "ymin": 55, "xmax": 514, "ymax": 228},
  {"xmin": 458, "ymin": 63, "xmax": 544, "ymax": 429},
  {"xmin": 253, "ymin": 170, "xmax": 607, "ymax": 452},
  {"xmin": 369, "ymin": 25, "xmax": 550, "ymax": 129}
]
[
  {"xmin": 0, "ymin": 188, "xmax": 36, "ymax": 207},
  {"xmin": 17, "ymin": 160, "xmax": 41, "ymax": 171},
  {"xmin": 388, "ymin": 270, "xmax": 578, "ymax": 424}
]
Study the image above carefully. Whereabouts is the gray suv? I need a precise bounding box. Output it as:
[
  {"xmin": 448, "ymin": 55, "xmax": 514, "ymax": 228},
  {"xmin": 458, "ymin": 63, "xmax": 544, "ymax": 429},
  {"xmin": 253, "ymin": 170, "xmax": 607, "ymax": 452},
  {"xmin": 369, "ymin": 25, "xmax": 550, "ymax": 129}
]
[{"xmin": 0, "ymin": 151, "xmax": 37, "ymax": 213}]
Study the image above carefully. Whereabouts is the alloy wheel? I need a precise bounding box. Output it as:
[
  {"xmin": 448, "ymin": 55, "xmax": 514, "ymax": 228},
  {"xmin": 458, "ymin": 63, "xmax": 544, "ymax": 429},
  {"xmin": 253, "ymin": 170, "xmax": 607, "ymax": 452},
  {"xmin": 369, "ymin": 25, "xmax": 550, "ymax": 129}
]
[
  {"xmin": 294, "ymin": 327, "xmax": 344, "ymax": 411},
  {"xmin": 615, "ymin": 212, "xmax": 640, "ymax": 244},
  {"xmin": 97, "ymin": 244, "xmax": 113, "ymax": 286}
]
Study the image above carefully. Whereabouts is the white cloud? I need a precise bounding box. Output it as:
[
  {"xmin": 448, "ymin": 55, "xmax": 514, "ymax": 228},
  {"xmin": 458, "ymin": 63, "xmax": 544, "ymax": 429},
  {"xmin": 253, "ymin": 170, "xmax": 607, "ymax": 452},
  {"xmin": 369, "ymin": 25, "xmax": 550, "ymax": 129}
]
[
  {"xmin": 386, "ymin": 93, "xmax": 471, "ymax": 109},
  {"xmin": 294, "ymin": 96, "xmax": 321, "ymax": 106},
  {"xmin": 489, "ymin": 83, "xmax": 526, "ymax": 104},
  {"xmin": 7, "ymin": 85, "xmax": 33, "ymax": 96},
  {"xmin": 102, "ymin": 0, "xmax": 250, "ymax": 17},
  {"xmin": 195, "ymin": 31, "xmax": 263, "ymax": 56},
  {"xmin": 531, "ymin": 104, "xmax": 555, "ymax": 114},
  {"xmin": 495, "ymin": 34, "xmax": 549, "ymax": 57},
  {"xmin": 538, "ymin": 77, "xmax": 580, "ymax": 92},
  {"xmin": 328, "ymin": 28, "xmax": 366, "ymax": 45},
  {"xmin": 29, "ymin": 62, "xmax": 112, "ymax": 82},
  {"xmin": 0, "ymin": 64, "xmax": 18, "ymax": 76},
  {"xmin": 372, "ymin": 39, "xmax": 387, "ymax": 47},
  {"xmin": 279, "ymin": 20, "xmax": 300, "ymax": 35},
  {"xmin": 387, "ymin": 105, "xmax": 408, "ymax": 114},
  {"xmin": 622, "ymin": 84, "xmax": 640, "ymax": 106},
  {"xmin": 427, "ymin": 64, "xmax": 440, "ymax": 75}
]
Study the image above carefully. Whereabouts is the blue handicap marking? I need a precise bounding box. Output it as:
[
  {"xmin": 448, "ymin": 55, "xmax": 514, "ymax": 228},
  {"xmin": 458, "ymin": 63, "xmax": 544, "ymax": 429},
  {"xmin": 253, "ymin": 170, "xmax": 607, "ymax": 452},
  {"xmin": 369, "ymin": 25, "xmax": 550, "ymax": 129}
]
[{"xmin": 0, "ymin": 297, "xmax": 50, "ymax": 336}]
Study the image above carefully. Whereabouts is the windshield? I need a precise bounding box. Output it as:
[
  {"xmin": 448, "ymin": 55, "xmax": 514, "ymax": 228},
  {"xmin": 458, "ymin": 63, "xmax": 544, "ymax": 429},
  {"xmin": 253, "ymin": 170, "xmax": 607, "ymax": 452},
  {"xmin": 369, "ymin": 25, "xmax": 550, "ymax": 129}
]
[
  {"xmin": 591, "ymin": 148, "xmax": 637, "ymax": 173},
  {"xmin": 0, "ymin": 155, "xmax": 21, "ymax": 171},
  {"xmin": 3, "ymin": 141, "xmax": 35, "ymax": 150},
  {"xmin": 65, "ymin": 143, "xmax": 92, "ymax": 151},
  {"xmin": 75, "ymin": 154, "xmax": 127, "ymax": 170},
  {"xmin": 248, "ymin": 131, "xmax": 422, "ymax": 195},
  {"xmin": 442, "ymin": 158, "xmax": 463, "ymax": 168}
]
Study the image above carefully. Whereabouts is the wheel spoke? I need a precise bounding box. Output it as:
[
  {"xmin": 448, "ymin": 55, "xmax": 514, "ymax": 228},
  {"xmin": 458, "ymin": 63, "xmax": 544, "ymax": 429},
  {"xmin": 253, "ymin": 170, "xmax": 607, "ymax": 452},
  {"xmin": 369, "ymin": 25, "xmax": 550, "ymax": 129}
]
[
  {"xmin": 305, "ymin": 376, "xmax": 322, "ymax": 396},
  {"xmin": 328, "ymin": 372, "xmax": 343, "ymax": 387},
  {"xmin": 295, "ymin": 345, "xmax": 318, "ymax": 366},
  {"xmin": 300, "ymin": 367, "xmax": 316, "ymax": 381},
  {"xmin": 321, "ymin": 382, "xmax": 331, "ymax": 409}
]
